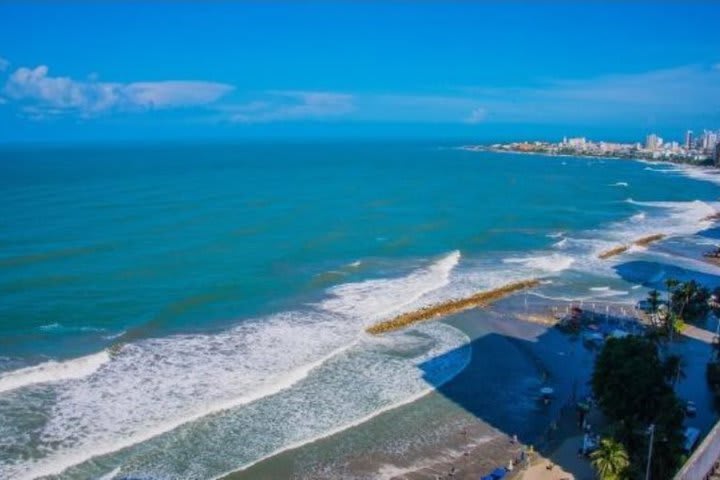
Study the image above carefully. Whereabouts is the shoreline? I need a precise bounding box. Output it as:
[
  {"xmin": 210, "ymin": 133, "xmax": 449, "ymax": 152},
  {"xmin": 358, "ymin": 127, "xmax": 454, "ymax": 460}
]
[
  {"xmin": 461, "ymin": 145, "xmax": 716, "ymax": 168},
  {"xmin": 222, "ymin": 239, "xmax": 720, "ymax": 480},
  {"xmin": 461, "ymin": 145, "xmax": 628, "ymax": 163},
  {"xmin": 224, "ymin": 295, "xmax": 633, "ymax": 480}
]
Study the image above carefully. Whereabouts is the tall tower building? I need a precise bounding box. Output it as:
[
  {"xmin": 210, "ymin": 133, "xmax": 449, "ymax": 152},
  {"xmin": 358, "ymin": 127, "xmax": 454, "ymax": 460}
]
[
  {"xmin": 685, "ymin": 130, "xmax": 694, "ymax": 149},
  {"xmin": 646, "ymin": 133, "xmax": 659, "ymax": 150}
]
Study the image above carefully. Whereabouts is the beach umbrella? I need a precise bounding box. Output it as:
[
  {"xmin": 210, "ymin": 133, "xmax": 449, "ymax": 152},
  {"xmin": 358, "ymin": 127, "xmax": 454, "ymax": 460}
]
[{"xmin": 491, "ymin": 467, "xmax": 507, "ymax": 479}]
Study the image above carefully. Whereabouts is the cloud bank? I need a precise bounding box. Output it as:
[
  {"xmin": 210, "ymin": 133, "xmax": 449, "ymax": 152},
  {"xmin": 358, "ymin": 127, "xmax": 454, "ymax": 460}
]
[
  {"xmin": 2, "ymin": 64, "xmax": 234, "ymax": 118},
  {"xmin": 1, "ymin": 58, "xmax": 719, "ymax": 127}
]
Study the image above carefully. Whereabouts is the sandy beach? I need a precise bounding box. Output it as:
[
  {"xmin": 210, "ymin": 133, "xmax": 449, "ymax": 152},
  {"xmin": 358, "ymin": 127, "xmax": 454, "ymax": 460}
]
[
  {"xmin": 223, "ymin": 293, "xmax": 629, "ymax": 480},
  {"xmin": 224, "ymin": 268, "xmax": 719, "ymax": 480}
]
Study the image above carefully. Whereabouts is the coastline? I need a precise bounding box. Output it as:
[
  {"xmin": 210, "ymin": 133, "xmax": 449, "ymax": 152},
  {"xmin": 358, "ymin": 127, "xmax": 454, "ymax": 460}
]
[
  {"xmin": 221, "ymin": 294, "xmax": 609, "ymax": 480},
  {"xmin": 461, "ymin": 145, "xmax": 718, "ymax": 169},
  {"xmin": 460, "ymin": 145, "xmax": 634, "ymax": 162},
  {"xmin": 5, "ymin": 145, "xmax": 720, "ymax": 479},
  {"xmin": 221, "ymin": 220, "xmax": 720, "ymax": 480}
]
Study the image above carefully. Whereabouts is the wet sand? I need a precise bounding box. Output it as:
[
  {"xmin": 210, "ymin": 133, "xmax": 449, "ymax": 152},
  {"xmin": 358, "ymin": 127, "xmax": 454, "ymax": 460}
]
[
  {"xmin": 224, "ymin": 294, "xmax": 600, "ymax": 480},
  {"xmin": 222, "ymin": 292, "xmax": 717, "ymax": 480}
]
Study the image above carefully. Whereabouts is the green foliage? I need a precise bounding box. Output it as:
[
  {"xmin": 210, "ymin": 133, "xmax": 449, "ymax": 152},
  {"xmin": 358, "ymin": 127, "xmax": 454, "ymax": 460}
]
[
  {"xmin": 647, "ymin": 289, "xmax": 661, "ymax": 314},
  {"xmin": 591, "ymin": 437, "xmax": 630, "ymax": 480},
  {"xmin": 671, "ymin": 280, "xmax": 710, "ymax": 322},
  {"xmin": 592, "ymin": 337, "xmax": 685, "ymax": 479}
]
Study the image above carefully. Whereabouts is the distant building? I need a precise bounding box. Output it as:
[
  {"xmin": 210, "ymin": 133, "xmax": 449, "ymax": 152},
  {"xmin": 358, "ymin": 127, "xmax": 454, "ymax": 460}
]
[
  {"xmin": 715, "ymin": 143, "xmax": 720, "ymax": 167},
  {"xmin": 646, "ymin": 133, "xmax": 661, "ymax": 150},
  {"xmin": 703, "ymin": 131, "xmax": 718, "ymax": 151},
  {"xmin": 567, "ymin": 137, "xmax": 586, "ymax": 148},
  {"xmin": 685, "ymin": 130, "xmax": 694, "ymax": 149}
]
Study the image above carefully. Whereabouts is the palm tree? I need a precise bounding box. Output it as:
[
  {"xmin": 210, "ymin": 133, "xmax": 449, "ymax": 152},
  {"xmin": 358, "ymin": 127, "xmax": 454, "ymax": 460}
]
[
  {"xmin": 648, "ymin": 289, "xmax": 661, "ymax": 326},
  {"xmin": 665, "ymin": 278, "xmax": 680, "ymax": 341},
  {"xmin": 665, "ymin": 278, "xmax": 679, "ymax": 311},
  {"xmin": 591, "ymin": 437, "xmax": 630, "ymax": 480},
  {"xmin": 663, "ymin": 354, "xmax": 687, "ymax": 387}
]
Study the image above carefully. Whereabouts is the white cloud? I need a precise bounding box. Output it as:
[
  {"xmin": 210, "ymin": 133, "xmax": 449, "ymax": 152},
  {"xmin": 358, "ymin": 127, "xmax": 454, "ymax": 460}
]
[
  {"xmin": 228, "ymin": 91, "xmax": 354, "ymax": 123},
  {"xmin": 3, "ymin": 64, "xmax": 234, "ymax": 117},
  {"xmin": 458, "ymin": 63, "xmax": 720, "ymax": 124},
  {"xmin": 0, "ymin": 57, "xmax": 9, "ymax": 72},
  {"xmin": 465, "ymin": 107, "xmax": 487, "ymax": 124}
]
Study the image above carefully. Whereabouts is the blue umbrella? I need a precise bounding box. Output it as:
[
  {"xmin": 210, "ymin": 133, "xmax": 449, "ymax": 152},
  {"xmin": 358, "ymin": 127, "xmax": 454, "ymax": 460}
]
[{"xmin": 491, "ymin": 467, "xmax": 506, "ymax": 479}]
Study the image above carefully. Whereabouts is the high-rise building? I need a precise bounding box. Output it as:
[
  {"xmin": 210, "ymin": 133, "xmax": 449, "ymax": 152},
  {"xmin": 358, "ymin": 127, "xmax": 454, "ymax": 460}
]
[
  {"xmin": 705, "ymin": 132, "xmax": 718, "ymax": 151},
  {"xmin": 685, "ymin": 130, "xmax": 694, "ymax": 149},
  {"xmin": 715, "ymin": 143, "xmax": 720, "ymax": 167},
  {"xmin": 646, "ymin": 133, "xmax": 660, "ymax": 150}
]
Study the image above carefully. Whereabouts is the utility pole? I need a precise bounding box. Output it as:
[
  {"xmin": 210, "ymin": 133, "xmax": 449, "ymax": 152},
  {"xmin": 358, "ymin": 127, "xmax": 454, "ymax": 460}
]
[{"xmin": 645, "ymin": 423, "xmax": 655, "ymax": 480}]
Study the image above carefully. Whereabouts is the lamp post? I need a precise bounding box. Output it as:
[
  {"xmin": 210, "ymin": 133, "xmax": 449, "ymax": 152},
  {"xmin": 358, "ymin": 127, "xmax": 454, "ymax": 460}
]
[{"xmin": 645, "ymin": 424, "xmax": 655, "ymax": 480}]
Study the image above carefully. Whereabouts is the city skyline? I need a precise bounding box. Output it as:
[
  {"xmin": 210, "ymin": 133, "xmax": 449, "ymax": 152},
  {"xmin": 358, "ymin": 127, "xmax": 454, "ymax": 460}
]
[
  {"xmin": 1, "ymin": 3, "xmax": 719, "ymax": 143},
  {"xmin": 474, "ymin": 126, "xmax": 720, "ymax": 165}
]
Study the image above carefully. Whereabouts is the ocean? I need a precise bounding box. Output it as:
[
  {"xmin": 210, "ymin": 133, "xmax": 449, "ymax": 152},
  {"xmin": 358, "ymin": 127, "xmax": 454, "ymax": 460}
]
[{"xmin": 1, "ymin": 142, "xmax": 720, "ymax": 479}]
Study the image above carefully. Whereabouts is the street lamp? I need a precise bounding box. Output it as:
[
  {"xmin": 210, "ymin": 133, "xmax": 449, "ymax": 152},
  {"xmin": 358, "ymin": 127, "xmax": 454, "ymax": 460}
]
[{"xmin": 645, "ymin": 424, "xmax": 655, "ymax": 480}]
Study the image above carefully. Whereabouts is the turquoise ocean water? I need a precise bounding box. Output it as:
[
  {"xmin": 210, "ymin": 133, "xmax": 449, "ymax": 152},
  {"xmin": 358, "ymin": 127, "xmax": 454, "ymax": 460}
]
[{"xmin": 1, "ymin": 142, "xmax": 720, "ymax": 479}]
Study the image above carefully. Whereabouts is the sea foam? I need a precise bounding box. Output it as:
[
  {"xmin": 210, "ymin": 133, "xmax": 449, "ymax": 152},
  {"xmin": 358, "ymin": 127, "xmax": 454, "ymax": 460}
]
[
  {"xmin": 0, "ymin": 252, "xmax": 468, "ymax": 480},
  {"xmin": 0, "ymin": 351, "xmax": 110, "ymax": 395}
]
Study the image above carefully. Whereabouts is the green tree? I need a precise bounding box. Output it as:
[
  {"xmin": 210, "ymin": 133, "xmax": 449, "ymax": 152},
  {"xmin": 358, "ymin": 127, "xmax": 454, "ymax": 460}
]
[
  {"xmin": 671, "ymin": 280, "xmax": 710, "ymax": 322},
  {"xmin": 665, "ymin": 278, "xmax": 680, "ymax": 341},
  {"xmin": 647, "ymin": 290, "xmax": 661, "ymax": 327},
  {"xmin": 591, "ymin": 437, "xmax": 630, "ymax": 480},
  {"xmin": 665, "ymin": 278, "xmax": 680, "ymax": 305},
  {"xmin": 592, "ymin": 337, "xmax": 685, "ymax": 478}
]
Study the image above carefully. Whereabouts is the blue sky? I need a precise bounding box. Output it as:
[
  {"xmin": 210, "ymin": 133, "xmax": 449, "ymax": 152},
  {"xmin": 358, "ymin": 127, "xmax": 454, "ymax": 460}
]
[{"xmin": 1, "ymin": 2, "xmax": 719, "ymax": 143}]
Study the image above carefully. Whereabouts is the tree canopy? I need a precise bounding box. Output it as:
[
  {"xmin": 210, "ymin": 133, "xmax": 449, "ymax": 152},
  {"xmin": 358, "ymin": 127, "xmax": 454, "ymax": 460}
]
[{"xmin": 592, "ymin": 336, "xmax": 685, "ymax": 479}]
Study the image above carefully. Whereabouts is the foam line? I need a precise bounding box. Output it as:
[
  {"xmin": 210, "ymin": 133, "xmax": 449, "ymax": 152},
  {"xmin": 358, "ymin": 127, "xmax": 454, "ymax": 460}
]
[
  {"xmin": 0, "ymin": 351, "xmax": 110, "ymax": 395},
  {"xmin": 8, "ymin": 344, "xmax": 354, "ymax": 480},
  {"xmin": 210, "ymin": 328, "xmax": 473, "ymax": 480}
]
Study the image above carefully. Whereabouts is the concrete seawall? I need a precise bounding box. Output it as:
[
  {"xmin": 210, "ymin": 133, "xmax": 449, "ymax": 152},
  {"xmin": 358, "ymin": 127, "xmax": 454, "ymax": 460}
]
[{"xmin": 674, "ymin": 420, "xmax": 720, "ymax": 480}]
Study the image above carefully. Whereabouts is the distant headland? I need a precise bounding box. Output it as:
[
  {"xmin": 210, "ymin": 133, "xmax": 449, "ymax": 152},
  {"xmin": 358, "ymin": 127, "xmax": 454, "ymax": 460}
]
[{"xmin": 463, "ymin": 129, "xmax": 720, "ymax": 167}]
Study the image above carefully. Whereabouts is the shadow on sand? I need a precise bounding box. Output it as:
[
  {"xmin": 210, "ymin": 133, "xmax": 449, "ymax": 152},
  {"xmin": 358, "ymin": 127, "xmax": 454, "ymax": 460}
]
[{"xmin": 414, "ymin": 303, "xmax": 717, "ymax": 480}]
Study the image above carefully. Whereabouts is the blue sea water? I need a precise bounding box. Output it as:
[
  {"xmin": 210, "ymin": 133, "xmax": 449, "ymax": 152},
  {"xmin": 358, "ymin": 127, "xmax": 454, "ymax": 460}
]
[{"xmin": 1, "ymin": 142, "xmax": 719, "ymax": 479}]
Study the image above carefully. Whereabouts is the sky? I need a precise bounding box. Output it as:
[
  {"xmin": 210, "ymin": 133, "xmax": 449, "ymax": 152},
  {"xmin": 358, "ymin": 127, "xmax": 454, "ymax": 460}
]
[{"xmin": 1, "ymin": 2, "xmax": 719, "ymax": 143}]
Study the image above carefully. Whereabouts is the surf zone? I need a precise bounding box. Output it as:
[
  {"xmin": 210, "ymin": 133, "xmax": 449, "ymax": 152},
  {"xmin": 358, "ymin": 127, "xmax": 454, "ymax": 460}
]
[
  {"xmin": 597, "ymin": 233, "xmax": 666, "ymax": 260},
  {"xmin": 366, "ymin": 279, "xmax": 541, "ymax": 334}
]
